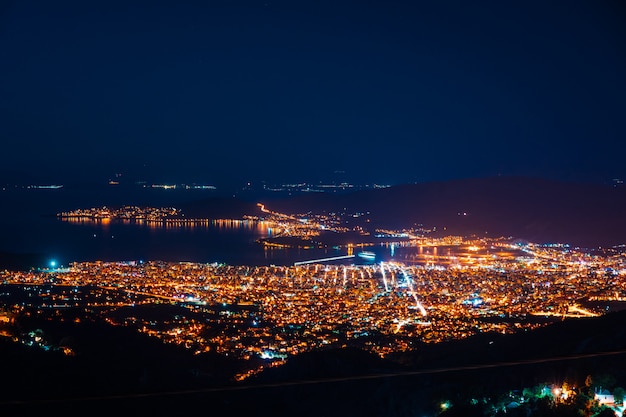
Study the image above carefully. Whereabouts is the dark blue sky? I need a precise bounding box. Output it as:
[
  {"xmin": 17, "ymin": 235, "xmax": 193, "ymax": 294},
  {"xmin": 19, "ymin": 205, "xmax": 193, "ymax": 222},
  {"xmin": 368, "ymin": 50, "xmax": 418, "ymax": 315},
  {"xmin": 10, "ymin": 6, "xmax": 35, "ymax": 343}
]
[{"xmin": 1, "ymin": 0, "xmax": 625, "ymax": 187}]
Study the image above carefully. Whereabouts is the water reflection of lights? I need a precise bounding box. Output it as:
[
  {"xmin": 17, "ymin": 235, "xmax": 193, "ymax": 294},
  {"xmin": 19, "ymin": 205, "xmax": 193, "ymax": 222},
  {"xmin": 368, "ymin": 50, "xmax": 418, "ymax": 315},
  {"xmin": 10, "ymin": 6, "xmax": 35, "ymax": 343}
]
[
  {"xmin": 61, "ymin": 216, "xmax": 272, "ymax": 234},
  {"xmin": 379, "ymin": 243, "xmax": 525, "ymax": 268}
]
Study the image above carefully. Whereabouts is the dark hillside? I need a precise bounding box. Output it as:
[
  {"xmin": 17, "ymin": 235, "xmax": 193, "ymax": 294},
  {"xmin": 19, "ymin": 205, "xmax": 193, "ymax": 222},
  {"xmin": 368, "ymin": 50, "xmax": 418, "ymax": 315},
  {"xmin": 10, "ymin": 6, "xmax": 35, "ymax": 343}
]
[
  {"xmin": 4, "ymin": 310, "xmax": 626, "ymax": 417},
  {"xmin": 266, "ymin": 177, "xmax": 626, "ymax": 247}
]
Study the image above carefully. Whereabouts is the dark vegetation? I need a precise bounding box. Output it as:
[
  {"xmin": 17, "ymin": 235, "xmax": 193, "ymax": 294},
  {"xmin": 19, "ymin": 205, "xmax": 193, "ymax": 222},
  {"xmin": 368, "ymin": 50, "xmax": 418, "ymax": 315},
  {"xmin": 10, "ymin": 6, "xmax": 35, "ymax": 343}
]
[{"xmin": 2, "ymin": 307, "xmax": 625, "ymax": 417}]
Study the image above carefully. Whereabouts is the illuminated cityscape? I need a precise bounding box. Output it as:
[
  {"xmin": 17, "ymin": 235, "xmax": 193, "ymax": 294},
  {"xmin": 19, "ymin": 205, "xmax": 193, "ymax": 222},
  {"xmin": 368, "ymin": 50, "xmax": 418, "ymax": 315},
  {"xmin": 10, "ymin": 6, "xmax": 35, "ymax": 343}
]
[{"xmin": 3, "ymin": 231, "xmax": 624, "ymax": 381}]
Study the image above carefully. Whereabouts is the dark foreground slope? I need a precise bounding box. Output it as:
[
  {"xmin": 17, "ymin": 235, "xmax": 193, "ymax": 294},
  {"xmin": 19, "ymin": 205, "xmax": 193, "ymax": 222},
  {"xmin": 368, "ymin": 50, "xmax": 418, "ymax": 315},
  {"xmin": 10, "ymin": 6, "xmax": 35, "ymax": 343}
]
[
  {"xmin": 267, "ymin": 177, "xmax": 626, "ymax": 247},
  {"xmin": 4, "ymin": 310, "xmax": 626, "ymax": 417},
  {"xmin": 243, "ymin": 311, "xmax": 626, "ymax": 417}
]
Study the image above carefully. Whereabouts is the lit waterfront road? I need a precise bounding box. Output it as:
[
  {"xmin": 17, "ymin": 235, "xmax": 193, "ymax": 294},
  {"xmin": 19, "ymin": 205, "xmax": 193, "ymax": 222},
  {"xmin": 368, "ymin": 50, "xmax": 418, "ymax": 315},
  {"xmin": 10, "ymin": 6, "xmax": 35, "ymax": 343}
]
[{"xmin": 294, "ymin": 255, "xmax": 355, "ymax": 266}]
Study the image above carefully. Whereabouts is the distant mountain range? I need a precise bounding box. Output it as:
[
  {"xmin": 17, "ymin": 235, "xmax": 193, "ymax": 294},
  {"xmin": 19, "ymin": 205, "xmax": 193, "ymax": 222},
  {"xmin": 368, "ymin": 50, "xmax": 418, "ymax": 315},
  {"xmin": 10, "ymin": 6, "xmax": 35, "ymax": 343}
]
[{"xmin": 265, "ymin": 177, "xmax": 626, "ymax": 247}]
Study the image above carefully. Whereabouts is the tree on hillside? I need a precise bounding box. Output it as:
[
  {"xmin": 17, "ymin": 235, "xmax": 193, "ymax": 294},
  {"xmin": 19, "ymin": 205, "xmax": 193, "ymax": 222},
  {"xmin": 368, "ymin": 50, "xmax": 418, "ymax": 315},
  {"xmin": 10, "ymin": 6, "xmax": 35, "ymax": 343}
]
[
  {"xmin": 613, "ymin": 387, "xmax": 625, "ymax": 406},
  {"xmin": 593, "ymin": 374, "xmax": 617, "ymax": 392},
  {"xmin": 595, "ymin": 407, "xmax": 617, "ymax": 417}
]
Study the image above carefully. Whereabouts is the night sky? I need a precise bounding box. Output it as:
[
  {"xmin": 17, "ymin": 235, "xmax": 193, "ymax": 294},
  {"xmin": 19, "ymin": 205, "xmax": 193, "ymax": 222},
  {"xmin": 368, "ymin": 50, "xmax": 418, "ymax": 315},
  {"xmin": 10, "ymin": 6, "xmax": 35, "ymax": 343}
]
[{"xmin": 1, "ymin": 1, "xmax": 625, "ymax": 188}]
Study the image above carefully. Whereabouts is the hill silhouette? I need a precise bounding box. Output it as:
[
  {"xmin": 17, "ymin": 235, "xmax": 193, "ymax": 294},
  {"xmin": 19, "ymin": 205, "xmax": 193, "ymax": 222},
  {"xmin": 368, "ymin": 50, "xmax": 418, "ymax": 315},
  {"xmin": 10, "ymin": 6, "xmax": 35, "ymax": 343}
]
[
  {"xmin": 241, "ymin": 311, "xmax": 626, "ymax": 417},
  {"xmin": 3, "ymin": 310, "xmax": 626, "ymax": 417},
  {"xmin": 266, "ymin": 177, "xmax": 626, "ymax": 247}
]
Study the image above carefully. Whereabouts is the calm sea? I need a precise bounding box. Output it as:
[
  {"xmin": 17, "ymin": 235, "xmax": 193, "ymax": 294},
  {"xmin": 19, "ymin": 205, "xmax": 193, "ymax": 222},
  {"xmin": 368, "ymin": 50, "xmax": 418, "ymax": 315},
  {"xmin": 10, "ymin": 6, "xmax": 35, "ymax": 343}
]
[
  {"xmin": 1, "ymin": 186, "xmax": 512, "ymax": 269},
  {"xmin": 0, "ymin": 186, "xmax": 358, "ymax": 267}
]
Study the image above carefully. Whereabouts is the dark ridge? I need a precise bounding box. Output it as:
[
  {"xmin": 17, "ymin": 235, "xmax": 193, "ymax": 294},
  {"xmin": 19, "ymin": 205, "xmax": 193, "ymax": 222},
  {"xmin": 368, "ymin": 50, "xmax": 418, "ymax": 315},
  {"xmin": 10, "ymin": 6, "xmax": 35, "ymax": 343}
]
[
  {"xmin": 229, "ymin": 311, "xmax": 626, "ymax": 417},
  {"xmin": 265, "ymin": 176, "xmax": 626, "ymax": 247},
  {"xmin": 247, "ymin": 310, "xmax": 626, "ymax": 386},
  {"xmin": 389, "ymin": 309, "xmax": 626, "ymax": 369},
  {"xmin": 3, "ymin": 310, "xmax": 626, "ymax": 417},
  {"xmin": 252, "ymin": 347, "xmax": 405, "ymax": 383},
  {"xmin": 179, "ymin": 197, "xmax": 260, "ymax": 219},
  {"xmin": 0, "ymin": 316, "xmax": 243, "ymax": 401},
  {"xmin": 104, "ymin": 303, "xmax": 202, "ymax": 322}
]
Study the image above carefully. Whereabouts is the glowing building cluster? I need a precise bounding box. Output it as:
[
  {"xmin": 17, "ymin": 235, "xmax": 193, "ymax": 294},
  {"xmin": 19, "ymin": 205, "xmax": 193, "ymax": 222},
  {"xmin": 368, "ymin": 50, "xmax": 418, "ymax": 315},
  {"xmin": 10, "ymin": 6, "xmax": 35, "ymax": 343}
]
[{"xmin": 2, "ymin": 238, "xmax": 625, "ymax": 380}]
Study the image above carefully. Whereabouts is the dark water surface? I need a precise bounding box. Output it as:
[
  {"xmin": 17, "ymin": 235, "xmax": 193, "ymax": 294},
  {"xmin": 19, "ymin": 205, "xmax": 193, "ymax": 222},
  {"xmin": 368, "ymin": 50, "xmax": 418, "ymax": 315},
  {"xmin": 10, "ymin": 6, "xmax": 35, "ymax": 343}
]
[
  {"xmin": 0, "ymin": 186, "xmax": 354, "ymax": 267},
  {"xmin": 0, "ymin": 186, "xmax": 522, "ymax": 268}
]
